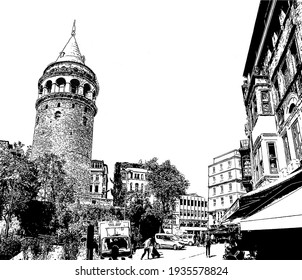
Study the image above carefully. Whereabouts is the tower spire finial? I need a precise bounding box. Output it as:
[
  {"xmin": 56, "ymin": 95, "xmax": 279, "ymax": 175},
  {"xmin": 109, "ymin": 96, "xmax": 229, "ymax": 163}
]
[{"xmin": 71, "ymin": 20, "xmax": 76, "ymax": 36}]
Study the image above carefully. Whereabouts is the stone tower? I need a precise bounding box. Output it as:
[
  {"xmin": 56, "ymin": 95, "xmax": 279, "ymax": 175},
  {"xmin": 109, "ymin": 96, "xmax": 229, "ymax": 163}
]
[{"xmin": 31, "ymin": 22, "xmax": 99, "ymax": 198}]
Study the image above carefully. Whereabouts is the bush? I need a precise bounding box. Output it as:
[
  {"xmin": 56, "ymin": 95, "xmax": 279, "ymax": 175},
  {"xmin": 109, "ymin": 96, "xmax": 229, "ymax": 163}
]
[{"xmin": 0, "ymin": 235, "xmax": 21, "ymax": 259}]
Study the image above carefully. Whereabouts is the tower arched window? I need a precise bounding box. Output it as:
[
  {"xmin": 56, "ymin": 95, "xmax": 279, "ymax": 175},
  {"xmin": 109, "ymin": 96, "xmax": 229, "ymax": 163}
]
[
  {"xmin": 46, "ymin": 80, "xmax": 52, "ymax": 93},
  {"xmin": 83, "ymin": 83, "xmax": 91, "ymax": 97},
  {"xmin": 83, "ymin": 116, "xmax": 87, "ymax": 126},
  {"xmin": 70, "ymin": 79, "xmax": 80, "ymax": 94},
  {"xmin": 289, "ymin": 103, "xmax": 296, "ymax": 114},
  {"xmin": 54, "ymin": 111, "xmax": 61, "ymax": 119},
  {"xmin": 56, "ymin": 78, "xmax": 66, "ymax": 92}
]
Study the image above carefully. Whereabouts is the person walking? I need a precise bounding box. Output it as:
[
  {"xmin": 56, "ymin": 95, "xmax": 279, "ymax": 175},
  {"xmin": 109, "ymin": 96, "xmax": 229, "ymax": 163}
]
[
  {"xmin": 141, "ymin": 237, "xmax": 152, "ymax": 260},
  {"xmin": 205, "ymin": 233, "xmax": 211, "ymax": 258}
]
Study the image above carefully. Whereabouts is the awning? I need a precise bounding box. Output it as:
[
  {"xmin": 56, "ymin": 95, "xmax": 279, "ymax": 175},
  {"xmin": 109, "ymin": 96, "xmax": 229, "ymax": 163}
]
[
  {"xmin": 222, "ymin": 168, "xmax": 302, "ymax": 223},
  {"xmin": 241, "ymin": 186, "xmax": 302, "ymax": 231}
]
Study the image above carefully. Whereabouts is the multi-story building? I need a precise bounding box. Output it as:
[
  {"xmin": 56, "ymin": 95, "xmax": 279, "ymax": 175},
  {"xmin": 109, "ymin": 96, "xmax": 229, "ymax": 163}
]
[
  {"xmin": 222, "ymin": 1, "xmax": 302, "ymax": 259},
  {"xmin": 31, "ymin": 22, "xmax": 99, "ymax": 199},
  {"xmin": 115, "ymin": 162, "xmax": 149, "ymax": 194},
  {"xmin": 83, "ymin": 159, "xmax": 109, "ymax": 205},
  {"xmin": 173, "ymin": 193, "xmax": 208, "ymax": 235},
  {"xmin": 242, "ymin": 0, "xmax": 302, "ymax": 190},
  {"xmin": 208, "ymin": 149, "xmax": 246, "ymax": 226}
]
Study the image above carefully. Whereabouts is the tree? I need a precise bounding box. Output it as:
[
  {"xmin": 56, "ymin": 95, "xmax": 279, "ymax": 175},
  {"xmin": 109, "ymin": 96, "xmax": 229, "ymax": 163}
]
[
  {"xmin": 110, "ymin": 162, "xmax": 127, "ymax": 206},
  {"xmin": 34, "ymin": 153, "xmax": 76, "ymax": 232},
  {"xmin": 0, "ymin": 142, "xmax": 39, "ymax": 238},
  {"xmin": 143, "ymin": 157, "xmax": 189, "ymax": 227}
]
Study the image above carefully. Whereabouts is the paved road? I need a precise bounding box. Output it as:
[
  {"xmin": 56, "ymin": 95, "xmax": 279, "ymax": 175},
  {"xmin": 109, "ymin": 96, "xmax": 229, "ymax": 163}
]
[{"xmin": 131, "ymin": 243, "xmax": 225, "ymax": 261}]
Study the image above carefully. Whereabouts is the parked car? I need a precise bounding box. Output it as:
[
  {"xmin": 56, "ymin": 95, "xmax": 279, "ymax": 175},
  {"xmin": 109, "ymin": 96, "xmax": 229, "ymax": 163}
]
[
  {"xmin": 179, "ymin": 234, "xmax": 195, "ymax": 246},
  {"xmin": 154, "ymin": 233, "xmax": 185, "ymax": 250}
]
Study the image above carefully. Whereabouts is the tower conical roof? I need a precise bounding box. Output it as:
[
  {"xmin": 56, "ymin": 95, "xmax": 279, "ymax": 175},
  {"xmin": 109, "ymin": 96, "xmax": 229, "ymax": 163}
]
[{"xmin": 56, "ymin": 21, "xmax": 85, "ymax": 64}]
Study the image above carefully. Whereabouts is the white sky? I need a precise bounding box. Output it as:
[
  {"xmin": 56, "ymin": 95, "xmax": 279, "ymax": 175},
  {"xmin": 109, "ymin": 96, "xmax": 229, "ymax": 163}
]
[{"xmin": 0, "ymin": 0, "xmax": 259, "ymax": 198}]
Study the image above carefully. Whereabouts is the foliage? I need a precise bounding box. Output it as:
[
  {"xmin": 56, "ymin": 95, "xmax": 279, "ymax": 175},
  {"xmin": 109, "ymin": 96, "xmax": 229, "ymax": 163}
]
[
  {"xmin": 143, "ymin": 157, "xmax": 189, "ymax": 222},
  {"xmin": 0, "ymin": 142, "xmax": 40, "ymax": 237},
  {"xmin": 59, "ymin": 230, "xmax": 82, "ymax": 260},
  {"xmin": 0, "ymin": 234, "xmax": 21, "ymax": 259},
  {"xmin": 15, "ymin": 200, "xmax": 55, "ymax": 236},
  {"xmin": 110, "ymin": 162, "xmax": 127, "ymax": 206},
  {"xmin": 34, "ymin": 153, "xmax": 77, "ymax": 233},
  {"xmin": 127, "ymin": 191, "xmax": 150, "ymax": 228}
]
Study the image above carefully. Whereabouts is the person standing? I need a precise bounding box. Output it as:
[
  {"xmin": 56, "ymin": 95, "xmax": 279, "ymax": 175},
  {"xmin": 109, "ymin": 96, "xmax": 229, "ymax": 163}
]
[
  {"xmin": 141, "ymin": 237, "xmax": 152, "ymax": 260},
  {"xmin": 205, "ymin": 233, "xmax": 211, "ymax": 258}
]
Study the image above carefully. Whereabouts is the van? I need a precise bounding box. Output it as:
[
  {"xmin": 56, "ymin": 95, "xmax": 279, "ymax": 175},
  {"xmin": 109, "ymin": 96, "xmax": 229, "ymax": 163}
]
[
  {"xmin": 154, "ymin": 233, "xmax": 184, "ymax": 250},
  {"xmin": 179, "ymin": 234, "xmax": 195, "ymax": 246}
]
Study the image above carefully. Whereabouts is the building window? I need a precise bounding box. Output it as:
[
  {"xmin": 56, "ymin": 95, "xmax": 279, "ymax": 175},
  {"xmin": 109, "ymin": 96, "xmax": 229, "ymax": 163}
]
[
  {"xmin": 184, "ymin": 200, "xmax": 186, "ymax": 206},
  {"xmin": 220, "ymin": 174, "xmax": 223, "ymax": 181},
  {"xmin": 141, "ymin": 174, "xmax": 144, "ymax": 180},
  {"xmin": 213, "ymin": 199, "xmax": 216, "ymax": 207},
  {"xmin": 180, "ymin": 199, "xmax": 183, "ymax": 205},
  {"xmin": 229, "ymin": 183, "xmax": 232, "ymax": 192},
  {"xmin": 130, "ymin": 183, "xmax": 133, "ymax": 191},
  {"xmin": 228, "ymin": 161, "xmax": 231, "ymax": 168},
  {"xmin": 221, "ymin": 197, "xmax": 224, "ymax": 206},
  {"xmin": 261, "ymin": 91, "xmax": 272, "ymax": 115},
  {"xmin": 141, "ymin": 183, "xmax": 144, "ymax": 191},
  {"xmin": 252, "ymin": 94, "xmax": 258, "ymax": 125},
  {"xmin": 291, "ymin": 119, "xmax": 302, "ymax": 160},
  {"xmin": 282, "ymin": 132, "xmax": 291, "ymax": 165},
  {"xmin": 213, "ymin": 177, "xmax": 216, "ymax": 184},
  {"xmin": 95, "ymin": 185, "xmax": 99, "ymax": 193},
  {"xmin": 220, "ymin": 164, "xmax": 223, "ymax": 171},
  {"xmin": 72, "ymin": 103, "xmax": 75, "ymax": 108},
  {"xmin": 229, "ymin": 196, "xmax": 233, "ymax": 204},
  {"xmin": 83, "ymin": 83, "xmax": 91, "ymax": 97},
  {"xmin": 213, "ymin": 167, "xmax": 215, "ymax": 173},
  {"xmin": 198, "ymin": 201, "xmax": 200, "ymax": 207},
  {"xmin": 54, "ymin": 111, "xmax": 61, "ymax": 119},
  {"xmin": 268, "ymin": 142, "xmax": 278, "ymax": 174},
  {"xmin": 57, "ymin": 103, "xmax": 61, "ymax": 107},
  {"xmin": 228, "ymin": 171, "xmax": 232, "ymax": 179},
  {"xmin": 220, "ymin": 185, "xmax": 224, "ymax": 194},
  {"xmin": 135, "ymin": 183, "xmax": 139, "ymax": 191},
  {"xmin": 213, "ymin": 187, "xmax": 216, "ymax": 195},
  {"xmin": 89, "ymin": 185, "xmax": 92, "ymax": 192},
  {"xmin": 70, "ymin": 79, "xmax": 80, "ymax": 94}
]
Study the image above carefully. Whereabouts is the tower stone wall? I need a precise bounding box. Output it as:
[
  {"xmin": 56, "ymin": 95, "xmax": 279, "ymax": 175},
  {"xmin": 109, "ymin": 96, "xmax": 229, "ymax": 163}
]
[{"xmin": 31, "ymin": 25, "xmax": 99, "ymax": 198}]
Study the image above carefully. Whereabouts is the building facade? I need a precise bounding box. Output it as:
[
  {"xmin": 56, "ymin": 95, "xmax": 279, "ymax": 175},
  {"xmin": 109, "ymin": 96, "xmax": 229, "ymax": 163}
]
[
  {"xmin": 208, "ymin": 149, "xmax": 246, "ymax": 226},
  {"xmin": 242, "ymin": 0, "xmax": 302, "ymax": 190},
  {"xmin": 31, "ymin": 22, "xmax": 99, "ymax": 198},
  {"xmin": 83, "ymin": 159, "xmax": 109, "ymax": 205},
  {"xmin": 172, "ymin": 193, "xmax": 208, "ymax": 235},
  {"xmin": 115, "ymin": 162, "xmax": 149, "ymax": 194}
]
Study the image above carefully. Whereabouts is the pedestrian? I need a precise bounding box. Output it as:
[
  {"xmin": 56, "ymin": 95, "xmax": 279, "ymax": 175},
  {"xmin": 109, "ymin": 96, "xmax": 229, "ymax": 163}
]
[
  {"xmin": 205, "ymin": 233, "xmax": 211, "ymax": 258},
  {"xmin": 141, "ymin": 237, "xmax": 152, "ymax": 260}
]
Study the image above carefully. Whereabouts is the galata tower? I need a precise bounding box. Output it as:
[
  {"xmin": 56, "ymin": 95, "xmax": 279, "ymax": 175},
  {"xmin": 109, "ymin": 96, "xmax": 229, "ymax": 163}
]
[{"xmin": 31, "ymin": 22, "xmax": 99, "ymax": 198}]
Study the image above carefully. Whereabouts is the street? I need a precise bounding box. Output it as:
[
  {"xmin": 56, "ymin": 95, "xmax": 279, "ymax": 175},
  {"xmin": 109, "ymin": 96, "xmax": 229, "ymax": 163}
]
[{"xmin": 131, "ymin": 243, "xmax": 225, "ymax": 261}]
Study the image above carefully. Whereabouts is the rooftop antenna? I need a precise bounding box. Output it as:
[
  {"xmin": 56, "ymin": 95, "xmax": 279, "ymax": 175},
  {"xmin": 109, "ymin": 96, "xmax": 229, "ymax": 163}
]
[{"xmin": 71, "ymin": 20, "xmax": 76, "ymax": 36}]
